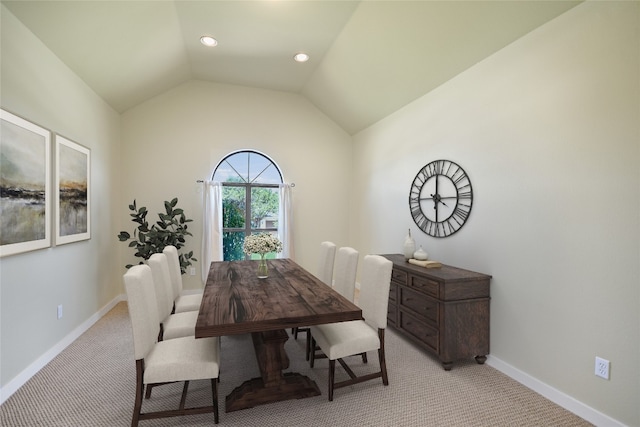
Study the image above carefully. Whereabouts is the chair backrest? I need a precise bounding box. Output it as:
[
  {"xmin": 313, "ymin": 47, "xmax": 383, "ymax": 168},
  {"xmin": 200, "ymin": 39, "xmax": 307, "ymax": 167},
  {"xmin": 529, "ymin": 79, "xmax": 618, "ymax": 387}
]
[
  {"xmin": 123, "ymin": 265, "xmax": 160, "ymax": 361},
  {"xmin": 358, "ymin": 255, "xmax": 393, "ymax": 330},
  {"xmin": 147, "ymin": 253, "xmax": 174, "ymax": 322},
  {"xmin": 316, "ymin": 241, "xmax": 336, "ymax": 286},
  {"xmin": 333, "ymin": 246, "xmax": 359, "ymax": 302},
  {"xmin": 162, "ymin": 245, "xmax": 183, "ymax": 299}
]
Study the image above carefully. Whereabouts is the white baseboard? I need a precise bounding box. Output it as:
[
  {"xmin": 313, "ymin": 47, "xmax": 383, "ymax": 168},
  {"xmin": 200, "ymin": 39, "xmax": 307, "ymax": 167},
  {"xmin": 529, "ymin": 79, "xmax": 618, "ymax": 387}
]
[
  {"xmin": 486, "ymin": 355, "xmax": 626, "ymax": 427},
  {"xmin": 0, "ymin": 294, "xmax": 126, "ymax": 405}
]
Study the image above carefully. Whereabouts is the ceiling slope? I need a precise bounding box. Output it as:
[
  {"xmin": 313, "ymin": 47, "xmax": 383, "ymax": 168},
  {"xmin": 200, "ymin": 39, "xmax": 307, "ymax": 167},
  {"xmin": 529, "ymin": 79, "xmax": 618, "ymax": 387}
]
[{"xmin": 2, "ymin": 1, "xmax": 581, "ymax": 134}]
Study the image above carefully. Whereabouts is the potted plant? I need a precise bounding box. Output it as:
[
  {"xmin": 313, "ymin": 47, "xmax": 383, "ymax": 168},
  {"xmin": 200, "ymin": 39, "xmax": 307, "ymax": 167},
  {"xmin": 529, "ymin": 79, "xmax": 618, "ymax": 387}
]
[{"xmin": 117, "ymin": 198, "xmax": 197, "ymax": 272}]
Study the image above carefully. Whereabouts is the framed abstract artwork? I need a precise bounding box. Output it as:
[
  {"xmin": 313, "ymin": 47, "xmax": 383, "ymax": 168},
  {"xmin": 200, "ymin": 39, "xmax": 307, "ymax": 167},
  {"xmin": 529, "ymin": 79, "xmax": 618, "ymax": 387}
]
[
  {"xmin": 0, "ymin": 109, "xmax": 52, "ymax": 257},
  {"xmin": 55, "ymin": 135, "xmax": 90, "ymax": 245}
]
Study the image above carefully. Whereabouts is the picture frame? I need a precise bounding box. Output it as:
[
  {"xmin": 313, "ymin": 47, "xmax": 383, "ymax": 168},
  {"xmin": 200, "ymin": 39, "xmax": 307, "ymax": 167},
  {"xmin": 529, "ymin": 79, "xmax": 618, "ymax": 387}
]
[
  {"xmin": 0, "ymin": 109, "xmax": 52, "ymax": 257},
  {"xmin": 55, "ymin": 135, "xmax": 91, "ymax": 245}
]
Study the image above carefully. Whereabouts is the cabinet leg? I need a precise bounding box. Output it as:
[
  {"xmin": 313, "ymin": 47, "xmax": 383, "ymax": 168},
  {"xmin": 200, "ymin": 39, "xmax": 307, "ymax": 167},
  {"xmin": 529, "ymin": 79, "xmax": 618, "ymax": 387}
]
[
  {"xmin": 475, "ymin": 355, "xmax": 487, "ymax": 365},
  {"xmin": 442, "ymin": 362, "xmax": 452, "ymax": 371}
]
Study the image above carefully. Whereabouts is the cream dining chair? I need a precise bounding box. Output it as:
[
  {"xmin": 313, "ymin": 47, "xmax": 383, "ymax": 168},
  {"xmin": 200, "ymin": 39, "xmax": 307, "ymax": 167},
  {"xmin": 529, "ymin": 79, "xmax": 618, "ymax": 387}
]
[
  {"xmin": 163, "ymin": 245, "xmax": 203, "ymax": 313},
  {"xmin": 332, "ymin": 246, "xmax": 358, "ymax": 302},
  {"xmin": 123, "ymin": 264, "xmax": 220, "ymax": 426},
  {"xmin": 317, "ymin": 241, "xmax": 337, "ymax": 286},
  {"xmin": 309, "ymin": 254, "xmax": 393, "ymax": 401},
  {"xmin": 293, "ymin": 241, "xmax": 337, "ymax": 344},
  {"xmin": 147, "ymin": 253, "xmax": 198, "ymax": 341},
  {"xmin": 306, "ymin": 246, "xmax": 359, "ymax": 361}
]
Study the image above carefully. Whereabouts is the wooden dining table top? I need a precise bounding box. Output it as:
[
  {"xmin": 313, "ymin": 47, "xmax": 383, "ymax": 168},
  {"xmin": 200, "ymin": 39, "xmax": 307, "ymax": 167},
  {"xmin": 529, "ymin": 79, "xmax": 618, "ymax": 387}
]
[{"xmin": 195, "ymin": 258, "xmax": 363, "ymax": 338}]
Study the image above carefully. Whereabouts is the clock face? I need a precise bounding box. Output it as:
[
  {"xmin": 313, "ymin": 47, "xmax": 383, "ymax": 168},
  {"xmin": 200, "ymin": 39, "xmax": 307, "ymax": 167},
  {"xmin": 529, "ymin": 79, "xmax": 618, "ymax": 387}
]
[{"xmin": 409, "ymin": 160, "xmax": 473, "ymax": 237}]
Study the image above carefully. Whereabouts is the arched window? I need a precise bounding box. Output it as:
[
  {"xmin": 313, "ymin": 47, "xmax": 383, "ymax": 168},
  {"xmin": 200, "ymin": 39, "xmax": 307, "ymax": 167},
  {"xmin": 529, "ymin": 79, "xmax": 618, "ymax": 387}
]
[{"xmin": 212, "ymin": 150, "xmax": 283, "ymax": 261}]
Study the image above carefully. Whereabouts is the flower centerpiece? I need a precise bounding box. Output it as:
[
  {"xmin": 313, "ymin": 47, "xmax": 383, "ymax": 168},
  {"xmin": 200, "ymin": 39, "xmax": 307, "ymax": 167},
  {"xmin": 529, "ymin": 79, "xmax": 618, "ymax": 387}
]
[{"xmin": 243, "ymin": 233, "xmax": 283, "ymax": 278}]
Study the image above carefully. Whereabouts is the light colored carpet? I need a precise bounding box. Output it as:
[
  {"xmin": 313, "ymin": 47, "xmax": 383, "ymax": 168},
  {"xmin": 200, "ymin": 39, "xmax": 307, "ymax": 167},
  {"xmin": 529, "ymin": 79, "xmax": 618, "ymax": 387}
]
[{"xmin": 1, "ymin": 302, "xmax": 592, "ymax": 426}]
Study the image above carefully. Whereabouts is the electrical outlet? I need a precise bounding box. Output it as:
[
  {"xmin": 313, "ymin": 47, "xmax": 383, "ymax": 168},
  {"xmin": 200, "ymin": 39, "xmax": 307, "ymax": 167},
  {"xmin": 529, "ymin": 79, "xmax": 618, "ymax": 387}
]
[
  {"xmin": 595, "ymin": 356, "xmax": 610, "ymax": 379},
  {"xmin": 57, "ymin": 304, "xmax": 63, "ymax": 320},
  {"xmin": 189, "ymin": 267, "xmax": 196, "ymax": 276}
]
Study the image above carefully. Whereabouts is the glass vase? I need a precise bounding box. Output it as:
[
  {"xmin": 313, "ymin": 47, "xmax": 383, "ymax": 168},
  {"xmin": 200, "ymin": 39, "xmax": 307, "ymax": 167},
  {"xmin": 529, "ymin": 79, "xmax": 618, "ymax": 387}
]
[{"xmin": 257, "ymin": 254, "xmax": 269, "ymax": 279}]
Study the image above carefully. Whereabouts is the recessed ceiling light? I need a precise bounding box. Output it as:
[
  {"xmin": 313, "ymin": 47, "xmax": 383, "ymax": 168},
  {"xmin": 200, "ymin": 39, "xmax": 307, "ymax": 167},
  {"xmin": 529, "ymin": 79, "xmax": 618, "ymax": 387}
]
[
  {"xmin": 293, "ymin": 53, "xmax": 309, "ymax": 63},
  {"xmin": 200, "ymin": 36, "xmax": 218, "ymax": 47}
]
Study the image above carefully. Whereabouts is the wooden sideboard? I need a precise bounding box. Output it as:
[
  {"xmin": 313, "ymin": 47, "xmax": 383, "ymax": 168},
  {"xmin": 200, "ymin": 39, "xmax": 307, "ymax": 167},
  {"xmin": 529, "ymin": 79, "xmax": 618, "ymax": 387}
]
[{"xmin": 381, "ymin": 254, "xmax": 491, "ymax": 370}]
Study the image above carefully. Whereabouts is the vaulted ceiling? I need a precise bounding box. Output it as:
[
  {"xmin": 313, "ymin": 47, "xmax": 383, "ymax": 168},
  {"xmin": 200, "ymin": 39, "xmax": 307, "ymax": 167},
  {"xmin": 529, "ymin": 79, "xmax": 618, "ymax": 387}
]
[{"xmin": 2, "ymin": 1, "xmax": 581, "ymax": 134}]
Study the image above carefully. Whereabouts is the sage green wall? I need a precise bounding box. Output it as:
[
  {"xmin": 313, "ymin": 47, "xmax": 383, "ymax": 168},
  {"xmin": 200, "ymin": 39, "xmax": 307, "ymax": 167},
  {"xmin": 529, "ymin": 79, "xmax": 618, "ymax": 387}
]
[
  {"xmin": 350, "ymin": 2, "xmax": 639, "ymax": 425},
  {"xmin": 0, "ymin": 5, "xmax": 122, "ymax": 388},
  {"xmin": 120, "ymin": 80, "xmax": 353, "ymax": 286}
]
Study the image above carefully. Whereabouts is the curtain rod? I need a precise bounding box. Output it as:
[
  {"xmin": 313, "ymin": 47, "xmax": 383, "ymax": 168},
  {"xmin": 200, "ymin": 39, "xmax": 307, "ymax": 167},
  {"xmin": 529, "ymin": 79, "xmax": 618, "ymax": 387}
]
[{"xmin": 196, "ymin": 180, "xmax": 295, "ymax": 187}]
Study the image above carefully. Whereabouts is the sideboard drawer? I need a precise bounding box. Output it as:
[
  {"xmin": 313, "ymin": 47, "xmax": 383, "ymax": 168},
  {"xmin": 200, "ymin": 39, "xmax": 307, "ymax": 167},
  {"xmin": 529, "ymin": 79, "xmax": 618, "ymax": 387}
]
[
  {"xmin": 399, "ymin": 310, "xmax": 439, "ymax": 353},
  {"xmin": 389, "ymin": 281, "xmax": 397, "ymax": 302},
  {"xmin": 409, "ymin": 275, "xmax": 439, "ymax": 298},
  {"xmin": 391, "ymin": 269, "xmax": 407, "ymax": 285},
  {"xmin": 400, "ymin": 287, "xmax": 438, "ymax": 324},
  {"xmin": 387, "ymin": 301, "xmax": 397, "ymax": 327}
]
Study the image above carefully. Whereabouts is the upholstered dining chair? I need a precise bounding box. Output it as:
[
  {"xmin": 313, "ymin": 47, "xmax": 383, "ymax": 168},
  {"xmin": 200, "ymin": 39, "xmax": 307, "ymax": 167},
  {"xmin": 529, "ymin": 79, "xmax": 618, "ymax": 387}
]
[
  {"xmin": 332, "ymin": 246, "xmax": 359, "ymax": 302},
  {"xmin": 124, "ymin": 265, "xmax": 220, "ymax": 426},
  {"xmin": 316, "ymin": 241, "xmax": 337, "ymax": 286},
  {"xmin": 305, "ymin": 246, "xmax": 359, "ymax": 361},
  {"xmin": 293, "ymin": 241, "xmax": 337, "ymax": 344},
  {"xmin": 309, "ymin": 254, "xmax": 393, "ymax": 401},
  {"xmin": 147, "ymin": 253, "xmax": 198, "ymax": 341},
  {"xmin": 163, "ymin": 245, "xmax": 203, "ymax": 313}
]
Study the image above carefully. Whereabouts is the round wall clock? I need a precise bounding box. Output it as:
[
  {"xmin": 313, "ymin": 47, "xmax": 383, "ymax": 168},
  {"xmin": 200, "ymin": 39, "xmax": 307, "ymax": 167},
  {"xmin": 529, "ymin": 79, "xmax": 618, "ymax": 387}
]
[{"xmin": 409, "ymin": 159, "xmax": 473, "ymax": 238}]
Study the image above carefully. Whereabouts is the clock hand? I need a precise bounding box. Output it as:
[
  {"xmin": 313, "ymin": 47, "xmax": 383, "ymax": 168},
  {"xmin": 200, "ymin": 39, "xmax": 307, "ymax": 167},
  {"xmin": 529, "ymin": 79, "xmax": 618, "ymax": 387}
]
[{"xmin": 429, "ymin": 193, "xmax": 448, "ymax": 206}]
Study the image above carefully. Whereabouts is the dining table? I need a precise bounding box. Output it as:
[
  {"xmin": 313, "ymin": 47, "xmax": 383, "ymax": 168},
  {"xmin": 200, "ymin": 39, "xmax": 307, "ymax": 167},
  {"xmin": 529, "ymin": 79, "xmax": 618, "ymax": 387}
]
[{"xmin": 195, "ymin": 258, "xmax": 362, "ymax": 412}]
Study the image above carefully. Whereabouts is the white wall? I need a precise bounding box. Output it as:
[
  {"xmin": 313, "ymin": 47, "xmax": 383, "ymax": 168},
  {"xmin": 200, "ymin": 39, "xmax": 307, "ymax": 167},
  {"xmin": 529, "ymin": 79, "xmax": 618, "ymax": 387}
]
[
  {"xmin": 0, "ymin": 5, "xmax": 122, "ymax": 391},
  {"xmin": 351, "ymin": 2, "xmax": 639, "ymax": 426},
  {"xmin": 120, "ymin": 80, "xmax": 353, "ymax": 286},
  {"xmin": 2, "ymin": 1, "xmax": 638, "ymax": 425}
]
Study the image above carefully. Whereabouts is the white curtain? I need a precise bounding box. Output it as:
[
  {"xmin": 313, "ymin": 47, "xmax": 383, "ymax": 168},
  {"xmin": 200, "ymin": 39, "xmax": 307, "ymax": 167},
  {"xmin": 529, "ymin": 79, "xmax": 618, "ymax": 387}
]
[
  {"xmin": 278, "ymin": 183, "xmax": 295, "ymax": 260},
  {"xmin": 201, "ymin": 181, "xmax": 223, "ymax": 284}
]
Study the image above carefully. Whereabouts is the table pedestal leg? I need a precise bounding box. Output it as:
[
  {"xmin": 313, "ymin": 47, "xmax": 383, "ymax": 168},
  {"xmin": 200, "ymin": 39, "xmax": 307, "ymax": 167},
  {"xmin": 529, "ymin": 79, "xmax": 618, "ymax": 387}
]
[{"xmin": 225, "ymin": 329, "xmax": 321, "ymax": 412}]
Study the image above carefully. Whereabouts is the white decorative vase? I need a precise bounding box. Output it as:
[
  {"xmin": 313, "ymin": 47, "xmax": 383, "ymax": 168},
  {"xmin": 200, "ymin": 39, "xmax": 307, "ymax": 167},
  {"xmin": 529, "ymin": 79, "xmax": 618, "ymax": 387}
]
[
  {"xmin": 403, "ymin": 229, "xmax": 416, "ymax": 260},
  {"xmin": 413, "ymin": 246, "xmax": 428, "ymax": 260}
]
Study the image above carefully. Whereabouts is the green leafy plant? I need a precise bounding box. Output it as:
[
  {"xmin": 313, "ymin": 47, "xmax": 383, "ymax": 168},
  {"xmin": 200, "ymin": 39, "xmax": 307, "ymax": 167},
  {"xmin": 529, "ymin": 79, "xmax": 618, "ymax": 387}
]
[{"xmin": 117, "ymin": 198, "xmax": 197, "ymax": 272}]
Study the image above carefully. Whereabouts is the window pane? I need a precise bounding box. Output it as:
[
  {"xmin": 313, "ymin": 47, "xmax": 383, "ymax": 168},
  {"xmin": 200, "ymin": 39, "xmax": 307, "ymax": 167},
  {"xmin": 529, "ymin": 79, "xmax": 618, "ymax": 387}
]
[
  {"xmin": 250, "ymin": 187, "xmax": 279, "ymax": 229},
  {"xmin": 223, "ymin": 231, "xmax": 245, "ymax": 261},
  {"xmin": 248, "ymin": 152, "xmax": 281, "ymax": 184},
  {"xmin": 224, "ymin": 152, "xmax": 249, "ymax": 182},
  {"xmin": 222, "ymin": 187, "xmax": 245, "ymax": 228}
]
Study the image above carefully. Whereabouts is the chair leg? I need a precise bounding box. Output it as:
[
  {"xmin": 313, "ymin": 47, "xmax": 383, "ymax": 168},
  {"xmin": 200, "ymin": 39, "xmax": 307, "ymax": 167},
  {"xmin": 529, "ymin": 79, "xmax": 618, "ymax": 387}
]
[
  {"xmin": 211, "ymin": 378, "xmax": 219, "ymax": 424},
  {"xmin": 179, "ymin": 381, "xmax": 190, "ymax": 410},
  {"xmin": 309, "ymin": 336, "xmax": 316, "ymax": 368},
  {"xmin": 132, "ymin": 360, "xmax": 144, "ymax": 427},
  {"xmin": 144, "ymin": 384, "xmax": 153, "ymax": 399},
  {"xmin": 378, "ymin": 329, "xmax": 389, "ymax": 386},
  {"xmin": 305, "ymin": 329, "xmax": 311, "ymax": 361},
  {"xmin": 328, "ymin": 359, "xmax": 336, "ymax": 402}
]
